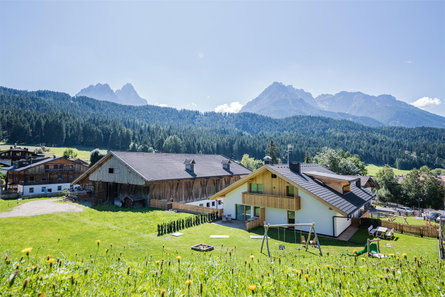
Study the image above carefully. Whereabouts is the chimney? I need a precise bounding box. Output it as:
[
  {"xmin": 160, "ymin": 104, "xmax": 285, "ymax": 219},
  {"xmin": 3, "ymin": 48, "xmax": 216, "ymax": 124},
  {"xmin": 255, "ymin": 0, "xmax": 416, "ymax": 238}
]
[
  {"xmin": 184, "ymin": 159, "xmax": 195, "ymax": 172},
  {"xmin": 289, "ymin": 162, "xmax": 301, "ymax": 174},
  {"xmin": 356, "ymin": 178, "xmax": 362, "ymax": 188},
  {"xmin": 263, "ymin": 156, "xmax": 272, "ymax": 165},
  {"xmin": 222, "ymin": 159, "xmax": 231, "ymax": 171}
]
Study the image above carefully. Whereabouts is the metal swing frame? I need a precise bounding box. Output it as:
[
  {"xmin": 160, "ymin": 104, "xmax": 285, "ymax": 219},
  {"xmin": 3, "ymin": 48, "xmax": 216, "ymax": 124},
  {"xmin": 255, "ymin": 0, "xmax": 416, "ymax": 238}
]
[{"xmin": 260, "ymin": 223, "xmax": 323, "ymax": 258}]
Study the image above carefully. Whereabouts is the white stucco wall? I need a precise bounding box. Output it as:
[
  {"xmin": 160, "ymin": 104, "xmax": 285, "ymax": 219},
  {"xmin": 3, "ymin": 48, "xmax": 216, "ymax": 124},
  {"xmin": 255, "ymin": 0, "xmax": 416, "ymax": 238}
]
[
  {"xmin": 89, "ymin": 156, "xmax": 145, "ymax": 185},
  {"xmin": 187, "ymin": 198, "xmax": 223, "ymax": 209},
  {"xmin": 265, "ymin": 207, "xmax": 288, "ymax": 225},
  {"xmin": 334, "ymin": 213, "xmax": 351, "ymax": 237},
  {"xmin": 222, "ymin": 183, "xmax": 248, "ymax": 219},
  {"xmin": 20, "ymin": 183, "xmax": 71, "ymax": 196}
]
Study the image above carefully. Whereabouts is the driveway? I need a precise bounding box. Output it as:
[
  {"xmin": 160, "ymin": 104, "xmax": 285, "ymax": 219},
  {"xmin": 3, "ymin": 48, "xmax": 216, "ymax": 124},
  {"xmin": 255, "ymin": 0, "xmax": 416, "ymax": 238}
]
[{"xmin": 0, "ymin": 198, "xmax": 84, "ymax": 218}]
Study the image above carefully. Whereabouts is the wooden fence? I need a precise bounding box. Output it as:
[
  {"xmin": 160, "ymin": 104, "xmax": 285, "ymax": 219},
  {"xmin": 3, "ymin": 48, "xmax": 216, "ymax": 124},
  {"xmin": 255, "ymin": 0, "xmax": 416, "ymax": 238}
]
[
  {"xmin": 149, "ymin": 199, "xmax": 222, "ymax": 216},
  {"xmin": 149, "ymin": 199, "xmax": 169, "ymax": 209},
  {"xmin": 171, "ymin": 202, "xmax": 223, "ymax": 216},
  {"xmin": 246, "ymin": 218, "xmax": 263, "ymax": 231},
  {"xmin": 360, "ymin": 217, "xmax": 439, "ymax": 238}
]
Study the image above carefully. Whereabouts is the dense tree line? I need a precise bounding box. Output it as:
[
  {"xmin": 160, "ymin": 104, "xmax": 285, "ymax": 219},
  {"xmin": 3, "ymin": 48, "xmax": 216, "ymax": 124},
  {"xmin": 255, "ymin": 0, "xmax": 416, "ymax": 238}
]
[
  {"xmin": 374, "ymin": 166, "xmax": 445, "ymax": 209},
  {"xmin": 0, "ymin": 86, "xmax": 444, "ymax": 169}
]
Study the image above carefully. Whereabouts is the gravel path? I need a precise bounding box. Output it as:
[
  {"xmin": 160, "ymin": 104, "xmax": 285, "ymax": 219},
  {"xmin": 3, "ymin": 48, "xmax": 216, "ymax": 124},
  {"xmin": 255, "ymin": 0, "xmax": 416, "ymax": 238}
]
[{"xmin": 0, "ymin": 198, "xmax": 84, "ymax": 218}]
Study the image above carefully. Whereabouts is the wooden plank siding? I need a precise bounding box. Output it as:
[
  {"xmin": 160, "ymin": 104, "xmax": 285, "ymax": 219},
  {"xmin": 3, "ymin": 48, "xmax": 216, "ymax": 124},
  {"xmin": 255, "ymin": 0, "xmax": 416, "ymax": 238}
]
[{"xmin": 242, "ymin": 192, "xmax": 301, "ymax": 211}]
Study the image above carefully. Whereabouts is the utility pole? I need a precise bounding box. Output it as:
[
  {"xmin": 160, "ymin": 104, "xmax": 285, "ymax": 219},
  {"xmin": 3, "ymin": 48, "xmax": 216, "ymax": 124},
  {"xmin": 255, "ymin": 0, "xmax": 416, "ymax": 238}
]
[{"xmin": 287, "ymin": 144, "xmax": 293, "ymax": 165}]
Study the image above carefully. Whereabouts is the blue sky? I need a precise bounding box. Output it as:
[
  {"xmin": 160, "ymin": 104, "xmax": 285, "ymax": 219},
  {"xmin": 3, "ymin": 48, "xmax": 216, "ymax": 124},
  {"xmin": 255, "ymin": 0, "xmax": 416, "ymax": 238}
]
[{"xmin": 0, "ymin": 1, "xmax": 444, "ymax": 115}]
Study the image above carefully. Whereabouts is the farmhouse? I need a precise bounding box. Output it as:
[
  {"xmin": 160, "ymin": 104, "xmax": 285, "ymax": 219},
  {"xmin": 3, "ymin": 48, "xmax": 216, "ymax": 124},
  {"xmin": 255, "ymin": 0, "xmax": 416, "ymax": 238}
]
[
  {"xmin": 72, "ymin": 151, "xmax": 251, "ymax": 207},
  {"xmin": 0, "ymin": 145, "xmax": 43, "ymax": 165},
  {"xmin": 7, "ymin": 156, "xmax": 88, "ymax": 196},
  {"xmin": 211, "ymin": 162, "xmax": 375, "ymax": 237}
]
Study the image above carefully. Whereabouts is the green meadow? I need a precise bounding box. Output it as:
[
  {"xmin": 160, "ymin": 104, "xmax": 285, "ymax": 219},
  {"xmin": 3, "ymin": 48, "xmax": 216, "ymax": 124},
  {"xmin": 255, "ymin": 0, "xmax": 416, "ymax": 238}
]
[{"xmin": 0, "ymin": 198, "xmax": 443, "ymax": 295}]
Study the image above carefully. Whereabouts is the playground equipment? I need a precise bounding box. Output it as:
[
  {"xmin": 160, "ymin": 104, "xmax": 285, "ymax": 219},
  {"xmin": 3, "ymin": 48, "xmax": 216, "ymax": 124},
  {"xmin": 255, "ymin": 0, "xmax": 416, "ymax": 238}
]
[
  {"xmin": 439, "ymin": 218, "xmax": 444, "ymax": 260},
  {"xmin": 260, "ymin": 223, "xmax": 322, "ymax": 259},
  {"xmin": 343, "ymin": 238, "xmax": 388, "ymax": 258}
]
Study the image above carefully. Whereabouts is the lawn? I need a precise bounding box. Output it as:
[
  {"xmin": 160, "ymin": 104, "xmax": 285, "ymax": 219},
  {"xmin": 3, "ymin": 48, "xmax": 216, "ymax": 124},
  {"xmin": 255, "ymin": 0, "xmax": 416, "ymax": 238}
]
[
  {"xmin": 0, "ymin": 199, "xmax": 443, "ymax": 295},
  {"xmin": 365, "ymin": 164, "xmax": 410, "ymax": 176},
  {"xmin": 0, "ymin": 196, "xmax": 63, "ymax": 213},
  {"xmin": 378, "ymin": 215, "xmax": 439, "ymax": 226}
]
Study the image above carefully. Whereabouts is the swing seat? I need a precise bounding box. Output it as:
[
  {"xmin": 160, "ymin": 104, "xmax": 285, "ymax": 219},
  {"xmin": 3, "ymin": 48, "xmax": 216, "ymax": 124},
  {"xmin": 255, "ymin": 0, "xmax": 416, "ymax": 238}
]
[
  {"xmin": 279, "ymin": 244, "xmax": 285, "ymax": 250},
  {"xmin": 301, "ymin": 235, "xmax": 307, "ymax": 245}
]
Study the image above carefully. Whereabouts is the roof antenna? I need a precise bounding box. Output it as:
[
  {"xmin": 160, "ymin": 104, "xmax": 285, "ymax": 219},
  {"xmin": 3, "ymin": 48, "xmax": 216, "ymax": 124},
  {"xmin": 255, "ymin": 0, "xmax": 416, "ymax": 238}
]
[{"xmin": 287, "ymin": 144, "xmax": 293, "ymax": 166}]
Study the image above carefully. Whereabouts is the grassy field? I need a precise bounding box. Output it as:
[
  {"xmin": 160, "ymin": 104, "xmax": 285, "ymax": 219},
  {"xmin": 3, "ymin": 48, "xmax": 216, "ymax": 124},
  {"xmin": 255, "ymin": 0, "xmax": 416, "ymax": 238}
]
[
  {"xmin": 0, "ymin": 198, "xmax": 443, "ymax": 295},
  {"xmin": 0, "ymin": 143, "xmax": 107, "ymax": 161},
  {"xmin": 365, "ymin": 164, "xmax": 410, "ymax": 176}
]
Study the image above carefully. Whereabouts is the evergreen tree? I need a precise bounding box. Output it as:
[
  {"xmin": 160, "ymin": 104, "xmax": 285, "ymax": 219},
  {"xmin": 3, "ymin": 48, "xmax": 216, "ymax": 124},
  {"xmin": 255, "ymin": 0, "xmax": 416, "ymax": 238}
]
[{"xmin": 266, "ymin": 140, "xmax": 279, "ymax": 164}]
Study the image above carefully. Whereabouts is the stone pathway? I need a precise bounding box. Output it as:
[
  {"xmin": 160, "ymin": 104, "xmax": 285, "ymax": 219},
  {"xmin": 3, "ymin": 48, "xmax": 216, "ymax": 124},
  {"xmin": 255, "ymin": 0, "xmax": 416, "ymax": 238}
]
[
  {"xmin": 337, "ymin": 225, "xmax": 359, "ymax": 241},
  {"xmin": 0, "ymin": 198, "xmax": 84, "ymax": 218}
]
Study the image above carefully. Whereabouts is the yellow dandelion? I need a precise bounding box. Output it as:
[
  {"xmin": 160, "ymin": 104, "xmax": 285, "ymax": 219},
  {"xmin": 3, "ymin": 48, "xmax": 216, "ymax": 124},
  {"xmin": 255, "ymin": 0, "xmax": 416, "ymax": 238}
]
[
  {"xmin": 304, "ymin": 274, "xmax": 309, "ymax": 281},
  {"xmin": 249, "ymin": 255, "xmax": 255, "ymax": 260},
  {"xmin": 21, "ymin": 248, "xmax": 32, "ymax": 255},
  {"xmin": 156, "ymin": 260, "xmax": 160, "ymax": 265},
  {"xmin": 186, "ymin": 279, "xmax": 193, "ymax": 285},
  {"xmin": 160, "ymin": 289, "xmax": 166, "ymax": 295},
  {"xmin": 325, "ymin": 264, "xmax": 330, "ymax": 269},
  {"xmin": 389, "ymin": 253, "xmax": 395, "ymax": 257},
  {"xmin": 353, "ymin": 250, "xmax": 358, "ymax": 254},
  {"xmin": 402, "ymin": 253, "xmax": 407, "ymax": 259},
  {"xmin": 249, "ymin": 284, "xmax": 256, "ymax": 291},
  {"xmin": 176, "ymin": 255, "xmax": 182, "ymax": 261},
  {"xmin": 47, "ymin": 258, "xmax": 55, "ymax": 264},
  {"xmin": 380, "ymin": 275, "xmax": 384, "ymax": 280},
  {"xmin": 96, "ymin": 240, "xmax": 100, "ymax": 246}
]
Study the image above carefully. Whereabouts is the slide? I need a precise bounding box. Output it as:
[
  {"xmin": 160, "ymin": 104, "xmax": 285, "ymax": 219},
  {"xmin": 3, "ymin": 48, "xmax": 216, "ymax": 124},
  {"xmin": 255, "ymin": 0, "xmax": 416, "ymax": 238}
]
[{"xmin": 343, "ymin": 242, "xmax": 378, "ymax": 257}]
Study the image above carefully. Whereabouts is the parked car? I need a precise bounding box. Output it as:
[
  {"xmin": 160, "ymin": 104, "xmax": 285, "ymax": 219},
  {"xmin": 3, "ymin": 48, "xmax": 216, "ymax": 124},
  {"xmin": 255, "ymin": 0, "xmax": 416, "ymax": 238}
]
[
  {"xmin": 398, "ymin": 207, "xmax": 414, "ymax": 215},
  {"xmin": 435, "ymin": 215, "xmax": 445, "ymax": 223},
  {"xmin": 427, "ymin": 212, "xmax": 441, "ymax": 221}
]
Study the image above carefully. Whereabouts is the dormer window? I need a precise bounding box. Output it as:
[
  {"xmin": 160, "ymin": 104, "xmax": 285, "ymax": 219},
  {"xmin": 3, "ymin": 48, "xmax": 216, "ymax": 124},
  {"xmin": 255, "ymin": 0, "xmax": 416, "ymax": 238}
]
[
  {"xmin": 222, "ymin": 159, "xmax": 231, "ymax": 171},
  {"xmin": 184, "ymin": 159, "xmax": 195, "ymax": 172},
  {"xmin": 342, "ymin": 184, "xmax": 351, "ymax": 193}
]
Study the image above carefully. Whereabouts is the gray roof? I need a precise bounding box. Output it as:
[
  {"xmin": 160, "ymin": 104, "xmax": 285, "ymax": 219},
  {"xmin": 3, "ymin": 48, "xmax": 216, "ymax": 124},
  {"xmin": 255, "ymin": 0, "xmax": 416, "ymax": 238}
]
[
  {"xmin": 112, "ymin": 152, "xmax": 251, "ymax": 182},
  {"xmin": 10, "ymin": 157, "xmax": 61, "ymax": 171},
  {"xmin": 269, "ymin": 164, "xmax": 375, "ymax": 216},
  {"xmin": 303, "ymin": 171, "xmax": 359, "ymax": 182}
]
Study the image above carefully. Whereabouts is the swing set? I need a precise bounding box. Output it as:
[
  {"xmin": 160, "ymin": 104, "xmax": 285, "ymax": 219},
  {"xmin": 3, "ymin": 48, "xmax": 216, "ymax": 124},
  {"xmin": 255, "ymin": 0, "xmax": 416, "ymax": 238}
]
[{"xmin": 260, "ymin": 223, "xmax": 323, "ymax": 259}]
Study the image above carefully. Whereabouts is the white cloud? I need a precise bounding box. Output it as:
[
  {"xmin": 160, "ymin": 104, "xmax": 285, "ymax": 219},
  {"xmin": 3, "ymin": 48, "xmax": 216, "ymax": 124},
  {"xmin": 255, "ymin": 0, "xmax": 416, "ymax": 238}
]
[
  {"xmin": 411, "ymin": 97, "xmax": 441, "ymax": 109},
  {"xmin": 198, "ymin": 51, "xmax": 205, "ymax": 59},
  {"xmin": 214, "ymin": 102, "xmax": 244, "ymax": 113},
  {"xmin": 157, "ymin": 103, "xmax": 168, "ymax": 107}
]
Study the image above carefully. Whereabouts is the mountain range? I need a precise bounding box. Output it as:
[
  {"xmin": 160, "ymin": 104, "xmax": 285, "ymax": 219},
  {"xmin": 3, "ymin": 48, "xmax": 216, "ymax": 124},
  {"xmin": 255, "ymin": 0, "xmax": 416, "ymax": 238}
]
[
  {"xmin": 240, "ymin": 82, "xmax": 445, "ymax": 128},
  {"xmin": 76, "ymin": 83, "xmax": 147, "ymax": 106}
]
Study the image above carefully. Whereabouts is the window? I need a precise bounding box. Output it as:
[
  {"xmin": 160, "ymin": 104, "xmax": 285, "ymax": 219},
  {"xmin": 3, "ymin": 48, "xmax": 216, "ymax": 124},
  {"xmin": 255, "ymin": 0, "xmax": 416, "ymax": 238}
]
[
  {"xmin": 287, "ymin": 211, "xmax": 295, "ymax": 224},
  {"xmin": 287, "ymin": 185, "xmax": 294, "ymax": 197},
  {"xmin": 254, "ymin": 206, "xmax": 261, "ymax": 217},
  {"xmin": 47, "ymin": 188, "xmax": 52, "ymax": 193},
  {"xmin": 41, "ymin": 187, "xmax": 46, "ymax": 192},
  {"xmin": 271, "ymin": 174, "xmax": 277, "ymax": 178},
  {"xmin": 54, "ymin": 165, "xmax": 58, "ymax": 169},
  {"xmin": 206, "ymin": 202, "xmax": 210, "ymax": 207},
  {"xmin": 108, "ymin": 168, "xmax": 114, "ymax": 174},
  {"xmin": 29, "ymin": 187, "xmax": 34, "ymax": 193},
  {"xmin": 57, "ymin": 186, "xmax": 62, "ymax": 191},
  {"xmin": 44, "ymin": 165, "xmax": 49, "ymax": 170},
  {"xmin": 343, "ymin": 184, "xmax": 351, "ymax": 193},
  {"xmin": 199, "ymin": 204, "xmax": 204, "ymax": 207},
  {"xmin": 250, "ymin": 183, "xmax": 263, "ymax": 194},
  {"xmin": 58, "ymin": 175, "xmax": 62, "ymax": 181},
  {"xmin": 29, "ymin": 176, "xmax": 34, "ymax": 182},
  {"xmin": 212, "ymin": 201, "xmax": 215, "ymax": 206},
  {"xmin": 41, "ymin": 176, "xmax": 47, "ymax": 181},
  {"xmin": 218, "ymin": 200, "xmax": 222, "ymax": 205}
]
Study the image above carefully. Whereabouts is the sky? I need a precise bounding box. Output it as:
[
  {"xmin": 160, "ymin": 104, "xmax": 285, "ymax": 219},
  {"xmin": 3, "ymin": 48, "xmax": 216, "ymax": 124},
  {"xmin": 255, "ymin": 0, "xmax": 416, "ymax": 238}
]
[{"xmin": 0, "ymin": 1, "xmax": 444, "ymax": 116}]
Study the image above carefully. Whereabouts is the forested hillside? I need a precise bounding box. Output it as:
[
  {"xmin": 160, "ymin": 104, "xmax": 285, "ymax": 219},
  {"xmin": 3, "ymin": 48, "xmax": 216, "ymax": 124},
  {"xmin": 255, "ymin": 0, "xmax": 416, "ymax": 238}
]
[{"xmin": 0, "ymin": 87, "xmax": 444, "ymax": 170}]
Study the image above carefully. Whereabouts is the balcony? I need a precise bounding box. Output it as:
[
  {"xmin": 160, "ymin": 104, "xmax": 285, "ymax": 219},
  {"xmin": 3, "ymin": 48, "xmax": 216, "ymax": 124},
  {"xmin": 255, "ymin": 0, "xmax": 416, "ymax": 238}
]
[{"xmin": 242, "ymin": 192, "xmax": 301, "ymax": 211}]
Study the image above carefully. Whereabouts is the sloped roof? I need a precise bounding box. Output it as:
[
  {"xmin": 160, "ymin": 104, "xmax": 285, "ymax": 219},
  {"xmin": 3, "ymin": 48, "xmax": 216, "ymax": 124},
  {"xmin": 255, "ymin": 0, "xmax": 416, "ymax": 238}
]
[
  {"xmin": 211, "ymin": 163, "xmax": 375, "ymax": 216},
  {"xmin": 74, "ymin": 151, "xmax": 251, "ymax": 184},
  {"xmin": 10, "ymin": 157, "xmax": 62, "ymax": 171},
  {"xmin": 112, "ymin": 152, "xmax": 251, "ymax": 181},
  {"xmin": 269, "ymin": 165, "xmax": 374, "ymax": 216}
]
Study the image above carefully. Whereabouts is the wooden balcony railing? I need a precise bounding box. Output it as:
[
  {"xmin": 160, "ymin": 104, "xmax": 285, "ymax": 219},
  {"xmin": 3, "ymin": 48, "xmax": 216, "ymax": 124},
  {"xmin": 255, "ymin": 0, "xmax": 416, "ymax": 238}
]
[{"xmin": 242, "ymin": 192, "xmax": 301, "ymax": 211}]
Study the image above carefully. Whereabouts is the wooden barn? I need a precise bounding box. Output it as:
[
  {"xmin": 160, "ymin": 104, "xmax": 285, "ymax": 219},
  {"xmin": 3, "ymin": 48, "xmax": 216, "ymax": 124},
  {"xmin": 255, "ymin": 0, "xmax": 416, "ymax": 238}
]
[{"xmin": 72, "ymin": 151, "xmax": 251, "ymax": 207}]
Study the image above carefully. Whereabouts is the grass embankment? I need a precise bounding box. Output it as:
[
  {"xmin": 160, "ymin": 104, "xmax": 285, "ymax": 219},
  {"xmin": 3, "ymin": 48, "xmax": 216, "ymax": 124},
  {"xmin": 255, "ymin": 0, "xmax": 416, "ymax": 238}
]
[
  {"xmin": 379, "ymin": 215, "xmax": 439, "ymax": 227},
  {"xmin": 365, "ymin": 164, "xmax": 409, "ymax": 176},
  {"xmin": 0, "ymin": 200, "xmax": 443, "ymax": 295}
]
